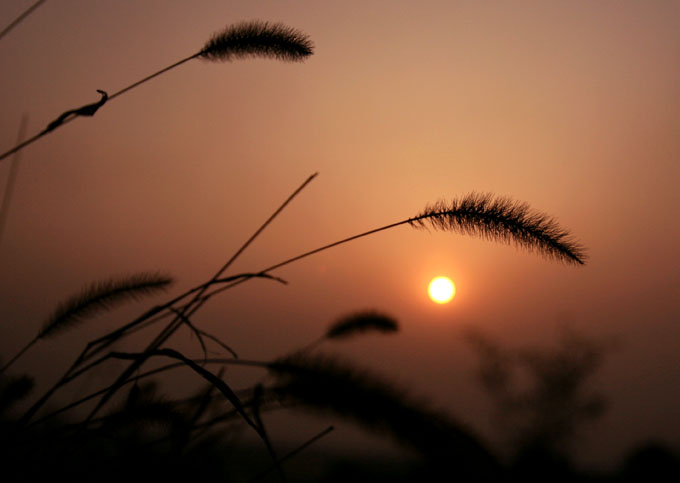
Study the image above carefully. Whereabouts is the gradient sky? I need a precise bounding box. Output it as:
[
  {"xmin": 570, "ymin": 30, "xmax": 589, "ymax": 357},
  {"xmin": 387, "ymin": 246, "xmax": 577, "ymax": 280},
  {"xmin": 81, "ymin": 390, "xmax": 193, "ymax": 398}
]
[{"xmin": 1, "ymin": 0, "xmax": 679, "ymax": 470}]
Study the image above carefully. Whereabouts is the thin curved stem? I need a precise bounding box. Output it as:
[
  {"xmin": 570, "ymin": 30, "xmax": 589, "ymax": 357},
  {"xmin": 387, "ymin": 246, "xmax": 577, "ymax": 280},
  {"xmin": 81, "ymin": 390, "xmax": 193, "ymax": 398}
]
[
  {"xmin": 108, "ymin": 53, "xmax": 200, "ymax": 101},
  {"xmin": 0, "ymin": 0, "xmax": 47, "ymax": 41},
  {"xmin": 196, "ymin": 217, "xmax": 414, "ymax": 302},
  {"xmin": 250, "ymin": 426, "xmax": 335, "ymax": 482},
  {"xmin": 80, "ymin": 273, "xmax": 284, "ymax": 364},
  {"xmin": 0, "ymin": 53, "xmax": 199, "ymax": 163}
]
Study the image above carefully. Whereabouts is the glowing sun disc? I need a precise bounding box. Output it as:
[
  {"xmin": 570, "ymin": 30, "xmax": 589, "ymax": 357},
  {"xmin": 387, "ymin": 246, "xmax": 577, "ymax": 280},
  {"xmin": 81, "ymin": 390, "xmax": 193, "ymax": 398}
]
[{"xmin": 428, "ymin": 276, "xmax": 455, "ymax": 304}]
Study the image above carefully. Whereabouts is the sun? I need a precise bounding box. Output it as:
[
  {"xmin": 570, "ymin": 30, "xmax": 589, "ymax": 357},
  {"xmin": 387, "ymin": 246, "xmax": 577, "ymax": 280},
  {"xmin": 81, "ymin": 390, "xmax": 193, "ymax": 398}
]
[{"xmin": 428, "ymin": 276, "xmax": 456, "ymax": 304}]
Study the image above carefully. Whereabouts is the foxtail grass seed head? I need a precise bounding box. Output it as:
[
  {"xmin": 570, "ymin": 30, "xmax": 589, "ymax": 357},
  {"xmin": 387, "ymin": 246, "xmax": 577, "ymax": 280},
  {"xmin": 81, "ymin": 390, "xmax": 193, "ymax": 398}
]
[
  {"xmin": 199, "ymin": 21, "xmax": 313, "ymax": 62},
  {"xmin": 39, "ymin": 272, "xmax": 173, "ymax": 339},
  {"xmin": 269, "ymin": 353, "xmax": 500, "ymax": 474},
  {"xmin": 326, "ymin": 311, "xmax": 398, "ymax": 340},
  {"xmin": 409, "ymin": 193, "xmax": 587, "ymax": 265}
]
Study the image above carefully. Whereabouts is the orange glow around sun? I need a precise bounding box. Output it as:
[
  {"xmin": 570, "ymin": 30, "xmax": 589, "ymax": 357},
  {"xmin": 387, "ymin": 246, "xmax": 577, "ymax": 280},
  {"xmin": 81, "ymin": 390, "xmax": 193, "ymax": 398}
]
[{"xmin": 428, "ymin": 276, "xmax": 456, "ymax": 304}]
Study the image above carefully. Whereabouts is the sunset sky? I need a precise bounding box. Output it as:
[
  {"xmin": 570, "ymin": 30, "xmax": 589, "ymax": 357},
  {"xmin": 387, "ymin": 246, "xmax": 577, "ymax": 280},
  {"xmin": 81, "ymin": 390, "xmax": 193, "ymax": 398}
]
[{"xmin": 1, "ymin": 0, "xmax": 678, "ymax": 470}]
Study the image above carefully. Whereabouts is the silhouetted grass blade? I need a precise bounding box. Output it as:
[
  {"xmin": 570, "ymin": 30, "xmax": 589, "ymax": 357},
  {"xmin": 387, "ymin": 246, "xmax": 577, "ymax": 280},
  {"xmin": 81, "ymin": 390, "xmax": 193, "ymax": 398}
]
[
  {"xmin": 409, "ymin": 193, "xmax": 586, "ymax": 265},
  {"xmin": 200, "ymin": 21, "xmax": 313, "ymax": 62},
  {"xmin": 39, "ymin": 272, "xmax": 173, "ymax": 339},
  {"xmin": 326, "ymin": 311, "xmax": 398, "ymax": 340}
]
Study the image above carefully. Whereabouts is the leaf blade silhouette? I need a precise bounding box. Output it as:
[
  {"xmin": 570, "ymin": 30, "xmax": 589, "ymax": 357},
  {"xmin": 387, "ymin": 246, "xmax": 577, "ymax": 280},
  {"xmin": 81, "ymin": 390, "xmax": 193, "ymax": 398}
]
[{"xmin": 39, "ymin": 272, "xmax": 173, "ymax": 339}]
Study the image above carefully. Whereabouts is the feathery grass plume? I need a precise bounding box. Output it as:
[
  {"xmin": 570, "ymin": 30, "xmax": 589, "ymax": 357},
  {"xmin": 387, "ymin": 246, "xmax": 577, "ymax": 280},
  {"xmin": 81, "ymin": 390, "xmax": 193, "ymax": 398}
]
[
  {"xmin": 326, "ymin": 310, "xmax": 398, "ymax": 340},
  {"xmin": 199, "ymin": 21, "xmax": 313, "ymax": 62},
  {"xmin": 40, "ymin": 272, "xmax": 173, "ymax": 339},
  {"xmin": 269, "ymin": 352, "xmax": 501, "ymax": 478},
  {"xmin": 1, "ymin": 272, "xmax": 173, "ymax": 375},
  {"xmin": 409, "ymin": 193, "xmax": 587, "ymax": 265}
]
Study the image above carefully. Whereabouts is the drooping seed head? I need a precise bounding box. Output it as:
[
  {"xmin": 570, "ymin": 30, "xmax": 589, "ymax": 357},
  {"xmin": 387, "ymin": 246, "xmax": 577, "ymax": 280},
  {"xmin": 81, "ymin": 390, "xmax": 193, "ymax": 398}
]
[
  {"xmin": 199, "ymin": 21, "xmax": 313, "ymax": 62},
  {"xmin": 409, "ymin": 193, "xmax": 587, "ymax": 265}
]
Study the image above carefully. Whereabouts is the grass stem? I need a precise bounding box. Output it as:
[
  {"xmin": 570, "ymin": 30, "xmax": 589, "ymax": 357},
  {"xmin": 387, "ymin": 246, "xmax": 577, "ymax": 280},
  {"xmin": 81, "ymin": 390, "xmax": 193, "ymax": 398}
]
[{"xmin": 0, "ymin": 0, "xmax": 47, "ymax": 41}]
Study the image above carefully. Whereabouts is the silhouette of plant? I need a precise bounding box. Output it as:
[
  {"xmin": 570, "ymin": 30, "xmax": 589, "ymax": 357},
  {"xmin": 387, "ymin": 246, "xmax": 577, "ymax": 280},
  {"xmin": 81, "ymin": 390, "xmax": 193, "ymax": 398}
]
[
  {"xmin": 0, "ymin": 14, "xmax": 607, "ymax": 482},
  {"xmin": 0, "ymin": 116, "xmax": 28, "ymax": 250},
  {"xmin": 0, "ymin": 0, "xmax": 47, "ymax": 41},
  {"xmin": 1, "ymin": 272, "xmax": 173, "ymax": 374},
  {"xmin": 326, "ymin": 311, "xmax": 399, "ymax": 340},
  {"xmin": 2, "ymin": 177, "xmax": 587, "ymax": 480},
  {"xmin": 465, "ymin": 328, "xmax": 608, "ymax": 476},
  {"xmin": 0, "ymin": 20, "xmax": 314, "ymax": 162}
]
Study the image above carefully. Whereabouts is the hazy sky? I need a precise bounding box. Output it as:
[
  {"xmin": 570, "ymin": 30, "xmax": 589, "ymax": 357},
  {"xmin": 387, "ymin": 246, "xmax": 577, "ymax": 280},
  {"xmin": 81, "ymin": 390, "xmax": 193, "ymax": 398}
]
[{"xmin": 1, "ymin": 0, "xmax": 679, "ymax": 469}]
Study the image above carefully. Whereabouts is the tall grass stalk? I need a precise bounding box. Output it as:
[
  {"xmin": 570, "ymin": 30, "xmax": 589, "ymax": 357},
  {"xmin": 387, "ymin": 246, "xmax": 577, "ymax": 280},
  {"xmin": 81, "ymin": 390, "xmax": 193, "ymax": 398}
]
[
  {"xmin": 75, "ymin": 173, "xmax": 318, "ymax": 427},
  {"xmin": 0, "ymin": 21, "xmax": 313, "ymax": 162},
  {"xmin": 0, "ymin": 115, "xmax": 28, "ymax": 249},
  {"xmin": 19, "ymin": 184, "xmax": 585, "ymax": 440}
]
